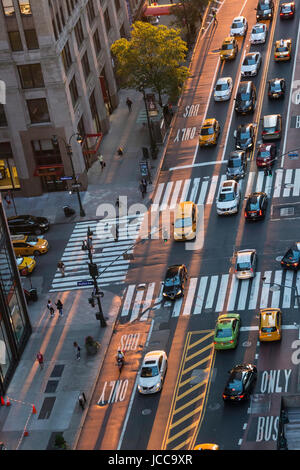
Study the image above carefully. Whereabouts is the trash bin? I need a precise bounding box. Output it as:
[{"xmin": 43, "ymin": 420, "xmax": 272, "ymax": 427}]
[
  {"xmin": 29, "ymin": 288, "xmax": 38, "ymax": 302},
  {"xmin": 63, "ymin": 206, "xmax": 75, "ymax": 217}
]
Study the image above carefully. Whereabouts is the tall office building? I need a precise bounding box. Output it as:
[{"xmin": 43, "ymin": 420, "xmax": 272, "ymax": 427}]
[
  {"xmin": 0, "ymin": 0, "xmax": 132, "ymax": 196},
  {"xmin": 0, "ymin": 194, "xmax": 31, "ymax": 395}
]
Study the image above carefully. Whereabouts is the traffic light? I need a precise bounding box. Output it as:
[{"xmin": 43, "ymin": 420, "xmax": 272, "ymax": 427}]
[
  {"xmin": 163, "ymin": 229, "xmax": 168, "ymax": 243},
  {"xmin": 88, "ymin": 262, "xmax": 98, "ymax": 278},
  {"xmin": 88, "ymin": 297, "xmax": 95, "ymax": 307}
]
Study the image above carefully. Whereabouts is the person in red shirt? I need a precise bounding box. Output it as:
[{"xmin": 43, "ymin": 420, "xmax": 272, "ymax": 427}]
[{"xmin": 36, "ymin": 352, "xmax": 44, "ymax": 369}]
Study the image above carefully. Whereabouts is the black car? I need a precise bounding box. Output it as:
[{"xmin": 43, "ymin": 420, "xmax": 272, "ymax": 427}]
[
  {"xmin": 7, "ymin": 215, "xmax": 50, "ymax": 235},
  {"xmin": 268, "ymin": 78, "xmax": 285, "ymax": 99},
  {"xmin": 226, "ymin": 151, "xmax": 247, "ymax": 180},
  {"xmin": 162, "ymin": 264, "xmax": 187, "ymax": 300},
  {"xmin": 223, "ymin": 364, "xmax": 257, "ymax": 402},
  {"xmin": 281, "ymin": 243, "xmax": 300, "ymax": 270},
  {"xmin": 256, "ymin": 0, "xmax": 274, "ymax": 21},
  {"xmin": 280, "ymin": 2, "xmax": 295, "ymax": 19},
  {"xmin": 244, "ymin": 192, "xmax": 268, "ymax": 220},
  {"xmin": 234, "ymin": 124, "xmax": 255, "ymax": 151},
  {"xmin": 234, "ymin": 81, "xmax": 256, "ymax": 114}
]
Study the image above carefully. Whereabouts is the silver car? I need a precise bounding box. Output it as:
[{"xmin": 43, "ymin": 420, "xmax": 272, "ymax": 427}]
[
  {"xmin": 241, "ymin": 52, "xmax": 262, "ymax": 77},
  {"xmin": 235, "ymin": 249, "xmax": 257, "ymax": 279},
  {"xmin": 214, "ymin": 77, "xmax": 233, "ymax": 102},
  {"xmin": 250, "ymin": 23, "xmax": 267, "ymax": 44},
  {"xmin": 137, "ymin": 350, "xmax": 168, "ymax": 395}
]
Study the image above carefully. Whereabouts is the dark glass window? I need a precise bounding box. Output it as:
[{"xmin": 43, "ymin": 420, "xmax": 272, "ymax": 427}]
[
  {"xmin": 24, "ymin": 29, "xmax": 39, "ymax": 49},
  {"xmin": 89, "ymin": 90, "xmax": 101, "ymax": 133},
  {"xmin": 66, "ymin": 0, "xmax": 71, "ymax": 16},
  {"xmin": 8, "ymin": 31, "xmax": 23, "ymax": 51},
  {"xmin": 18, "ymin": 64, "xmax": 44, "ymax": 89},
  {"xmin": 87, "ymin": 0, "xmax": 95, "ymax": 26},
  {"xmin": 52, "ymin": 19, "xmax": 58, "ymax": 40},
  {"xmin": 81, "ymin": 51, "xmax": 90, "ymax": 79},
  {"xmin": 1, "ymin": 0, "xmax": 15, "ymax": 16},
  {"xmin": 18, "ymin": 0, "xmax": 31, "ymax": 15},
  {"xmin": 69, "ymin": 75, "xmax": 79, "ymax": 106},
  {"xmin": 32, "ymin": 139, "xmax": 62, "ymax": 165},
  {"xmin": 61, "ymin": 41, "xmax": 72, "ymax": 72},
  {"xmin": 103, "ymin": 9, "xmax": 111, "ymax": 32},
  {"xmin": 60, "ymin": 6, "xmax": 65, "ymax": 26},
  {"xmin": 56, "ymin": 12, "xmax": 62, "ymax": 33},
  {"xmin": 115, "ymin": 0, "xmax": 120, "ymax": 11},
  {"xmin": 93, "ymin": 29, "xmax": 101, "ymax": 54},
  {"xmin": 74, "ymin": 18, "xmax": 84, "ymax": 48},
  {"xmin": 27, "ymin": 98, "xmax": 50, "ymax": 123},
  {"xmin": 0, "ymin": 105, "xmax": 8, "ymax": 127}
]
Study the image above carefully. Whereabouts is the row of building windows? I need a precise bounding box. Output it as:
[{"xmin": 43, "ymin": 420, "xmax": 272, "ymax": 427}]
[
  {"xmin": 8, "ymin": 28, "xmax": 38, "ymax": 51},
  {"xmin": 1, "ymin": 0, "xmax": 32, "ymax": 17}
]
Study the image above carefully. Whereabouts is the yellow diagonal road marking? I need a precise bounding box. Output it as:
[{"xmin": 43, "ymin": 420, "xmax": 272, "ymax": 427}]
[
  {"xmin": 167, "ymin": 422, "xmax": 198, "ymax": 445},
  {"xmin": 187, "ymin": 331, "xmax": 215, "ymax": 351},
  {"xmin": 186, "ymin": 342, "xmax": 214, "ymax": 362},
  {"xmin": 176, "ymin": 381, "xmax": 206, "ymax": 402},
  {"xmin": 182, "ymin": 353, "xmax": 213, "ymax": 376},
  {"xmin": 174, "ymin": 392, "xmax": 206, "ymax": 415},
  {"xmin": 170, "ymin": 404, "xmax": 204, "ymax": 430}
]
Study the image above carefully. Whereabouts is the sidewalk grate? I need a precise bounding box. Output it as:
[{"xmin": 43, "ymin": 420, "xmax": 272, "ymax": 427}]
[
  {"xmin": 45, "ymin": 380, "xmax": 59, "ymax": 394},
  {"xmin": 50, "ymin": 364, "xmax": 65, "ymax": 378},
  {"xmin": 38, "ymin": 397, "xmax": 56, "ymax": 420}
]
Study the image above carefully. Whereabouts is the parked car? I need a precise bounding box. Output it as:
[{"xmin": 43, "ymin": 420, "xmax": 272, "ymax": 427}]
[
  {"xmin": 162, "ymin": 264, "xmax": 188, "ymax": 300},
  {"xmin": 226, "ymin": 151, "xmax": 247, "ymax": 180},
  {"xmin": 241, "ymin": 52, "xmax": 262, "ymax": 77},
  {"xmin": 137, "ymin": 351, "xmax": 167, "ymax": 394},
  {"xmin": 250, "ymin": 23, "xmax": 267, "ymax": 44},
  {"xmin": 244, "ymin": 192, "xmax": 268, "ymax": 221},
  {"xmin": 16, "ymin": 256, "xmax": 36, "ymax": 276},
  {"xmin": 11, "ymin": 234, "xmax": 49, "ymax": 256},
  {"xmin": 8, "ymin": 215, "xmax": 50, "ymax": 235},
  {"xmin": 223, "ymin": 364, "xmax": 257, "ymax": 402},
  {"xmin": 216, "ymin": 180, "xmax": 240, "ymax": 216},
  {"xmin": 214, "ymin": 77, "xmax": 233, "ymax": 102},
  {"xmin": 234, "ymin": 81, "xmax": 257, "ymax": 114},
  {"xmin": 235, "ymin": 249, "xmax": 257, "ymax": 279}
]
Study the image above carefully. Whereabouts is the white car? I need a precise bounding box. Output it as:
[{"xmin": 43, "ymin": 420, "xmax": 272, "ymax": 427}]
[
  {"xmin": 230, "ymin": 16, "xmax": 248, "ymax": 36},
  {"xmin": 250, "ymin": 23, "xmax": 267, "ymax": 44},
  {"xmin": 216, "ymin": 180, "xmax": 240, "ymax": 215},
  {"xmin": 241, "ymin": 52, "xmax": 262, "ymax": 77},
  {"xmin": 235, "ymin": 249, "xmax": 257, "ymax": 279},
  {"xmin": 214, "ymin": 77, "xmax": 233, "ymax": 101},
  {"xmin": 137, "ymin": 350, "xmax": 167, "ymax": 395}
]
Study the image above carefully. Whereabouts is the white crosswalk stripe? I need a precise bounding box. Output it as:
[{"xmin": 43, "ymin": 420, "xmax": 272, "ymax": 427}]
[
  {"xmin": 151, "ymin": 169, "xmax": 300, "ymax": 212},
  {"xmin": 119, "ymin": 270, "xmax": 300, "ymax": 322},
  {"xmin": 49, "ymin": 214, "xmax": 144, "ymax": 292}
]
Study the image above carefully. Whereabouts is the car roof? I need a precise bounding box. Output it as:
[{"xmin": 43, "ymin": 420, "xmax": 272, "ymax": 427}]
[
  {"xmin": 237, "ymin": 249, "xmax": 256, "ymax": 260},
  {"xmin": 245, "ymin": 52, "xmax": 259, "ymax": 58},
  {"xmin": 175, "ymin": 201, "xmax": 194, "ymax": 217},
  {"xmin": 144, "ymin": 350, "xmax": 165, "ymax": 363},
  {"xmin": 230, "ymin": 150, "xmax": 245, "ymax": 158},
  {"xmin": 220, "ymin": 180, "xmax": 236, "ymax": 190},
  {"xmin": 269, "ymin": 77, "xmax": 283, "ymax": 84},
  {"xmin": 202, "ymin": 118, "xmax": 216, "ymax": 126},
  {"xmin": 223, "ymin": 36, "xmax": 235, "ymax": 43},
  {"xmin": 238, "ymin": 80, "xmax": 252, "ymax": 90},
  {"xmin": 263, "ymin": 114, "xmax": 280, "ymax": 126},
  {"xmin": 216, "ymin": 77, "xmax": 231, "ymax": 84},
  {"xmin": 233, "ymin": 16, "xmax": 245, "ymax": 21},
  {"xmin": 260, "ymin": 309, "xmax": 279, "ymax": 326}
]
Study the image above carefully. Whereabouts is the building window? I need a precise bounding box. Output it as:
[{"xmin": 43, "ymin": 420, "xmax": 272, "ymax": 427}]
[
  {"xmin": 18, "ymin": 64, "xmax": 44, "ymax": 89},
  {"xmin": 0, "ymin": 105, "xmax": 8, "ymax": 127},
  {"xmin": 56, "ymin": 12, "xmax": 62, "ymax": 33},
  {"xmin": 66, "ymin": 0, "xmax": 71, "ymax": 16},
  {"xmin": 103, "ymin": 8, "xmax": 111, "ymax": 33},
  {"xmin": 69, "ymin": 75, "xmax": 79, "ymax": 106},
  {"xmin": 8, "ymin": 31, "xmax": 23, "ymax": 51},
  {"xmin": 61, "ymin": 41, "xmax": 72, "ymax": 73},
  {"xmin": 32, "ymin": 139, "xmax": 62, "ymax": 165},
  {"xmin": 87, "ymin": 0, "xmax": 95, "ymax": 26},
  {"xmin": 27, "ymin": 98, "xmax": 50, "ymax": 123},
  {"xmin": 81, "ymin": 51, "xmax": 90, "ymax": 79},
  {"xmin": 52, "ymin": 19, "xmax": 58, "ymax": 40},
  {"xmin": 24, "ymin": 29, "xmax": 39, "ymax": 49},
  {"xmin": 77, "ymin": 115, "xmax": 86, "ymax": 139},
  {"xmin": 93, "ymin": 29, "xmax": 101, "ymax": 54},
  {"xmin": 18, "ymin": 0, "xmax": 32, "ymax": 15},
  {"xmin": 8, "ymin": 291, "xmax": 25, "ymax": 344},
  {"xmin": 74, "ymin": 18, "xmax": 84, "ymax": 48},
  {"xmin": 115, "ymin": 0, "xmax": 120, "ymax": 11},
  {"xmin": 0, "ymin": 142, "xmax": 20, "ymax": 189},
  {"xmin": 1, "ymin": 0, "xmax": 15, "ymax": 16}
]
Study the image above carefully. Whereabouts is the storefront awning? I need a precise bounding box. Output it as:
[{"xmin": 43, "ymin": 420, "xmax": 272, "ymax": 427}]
[
  {"xmin": 143, "ymin": 4, "xmax": 178, "ymax": 16},
  {"xmin": 33, "ymin": 164, "xmax": 64, "ymax": 177}
]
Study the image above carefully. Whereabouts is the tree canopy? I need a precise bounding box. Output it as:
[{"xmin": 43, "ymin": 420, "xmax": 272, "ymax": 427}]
[
  {"xmin": 170, "ymin": 0, "xmax": 209, "ymax": 41},
  {"xmin": 111, "ymin": 21, "xmax": 190, "ymax": 104}
]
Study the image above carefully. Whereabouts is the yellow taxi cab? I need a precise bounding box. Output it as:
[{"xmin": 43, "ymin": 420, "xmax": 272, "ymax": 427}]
[
  {"xmin": 199, "ymin": 118, "xmax": 220, "ymax": 146},
  {"xmin": 259, "ymin": 308, "xmax": 282, "ymax": 342},
  {"xmin": 274, "ymin": 38, "xmax": 292, "ymax": 61},
  {"xmin": 11, "ymin": 234, "xmax": 49, "ymax": 256},
  {"xmin": 194, "ymin": 443, "xmax": 219, "ymax": 450},
  {"xmin": 174, "ymin": 201, "xmax": 197, "ymax": 241},
  {"xmin": 220, "ymin": 37, "xmax": 238, "ymax": 60},
  {"xmin": 16, "ymin": 256, "xmax": 36, "ymax": 276}
]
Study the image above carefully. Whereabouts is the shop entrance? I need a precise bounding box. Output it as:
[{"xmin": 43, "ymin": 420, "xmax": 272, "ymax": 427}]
[{"xmin": 41, "ymin": 174, "xmax": 67, "ymax": 192}]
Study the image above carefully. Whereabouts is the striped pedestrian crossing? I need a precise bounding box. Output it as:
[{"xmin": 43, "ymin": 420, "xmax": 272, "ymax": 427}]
[
  {"xmin": 120, "ymin": 270, "xmax": 300, "ymax": 322},
  {"xmin": 49, "ymin": 214, "xmax": 144, "ymax": 292},
  {"xmin": 152, "ymin": 169, "xmax": 300, "ymax": 212}
]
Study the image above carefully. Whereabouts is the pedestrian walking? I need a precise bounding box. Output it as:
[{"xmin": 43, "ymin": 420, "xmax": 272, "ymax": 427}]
[
  {"xmin": 97, "ymin": 154, "xmax": 106, "ymax": 170},
  {"xmin": 47, "ymin": 299, "xmax": 55, "ymax": 317},
  {"xmin": 36, "ymin": 351, "xmax": 44, "ymax": 370},
  {"xmin": 55, "ymin": 299, "xmax": 63, "ymax": 317},
  {"xmin": 212, "ymin": 10, "xmax": 218, "ymax": 25},
  {"xmin": 114, "ymin": 224, "xmax": 119, "ymax": 242},
  {"xmin": 3, "ymin": 194, "xmax": 11, "ymax": 209},
  {"xmin": 115, "ymin": 197, "xmax": 120, "ymax": 208},
  {"xmin": 57, "ymin": 261, "xmax": 65, "ymax": 277},
  {"xmin": 126, "ymin": 97, "xmax": 133, "ymax": 112},
  {"xmin": 117, "ymin": 146, "xmax": 124, "ymax": 156},
  {"xmin": 139, "ymin": 182, "xmax": 146, "ymax": 199},
  {"xmin": 78, "ymin": 392, "xmax": 87, "ymax": 410},
  {"xmin": 73, "ymin": 341, "xmax": 81, "ymax": 360}
]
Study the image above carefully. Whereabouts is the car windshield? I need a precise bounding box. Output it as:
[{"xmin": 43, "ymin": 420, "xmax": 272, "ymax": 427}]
[
  {"xmin": 216, "ymin": 328, "xmax": 232, "ymax": 338},
  {"xmin": 247, "ymin": 199, "xmax": 259, "ymax": 210},
  {"xmin": 276, "ymin": 47, "xmax": 288, "ymax": 52},
  {"xmin": 270, "ymin": 82, "xmax": 281, "ymax": 91},
  {"xmin": 228, "ymin": 158, "xmax": 241, "ymax": 168},
  {"xmin": 282, "ymin": 5, "xmax": 291, "ymax": 12},
  {"xmin": 222, "ymin": 44, "xmax": 233, "ymax": 50},
  {"xmin": 264, "ymin": 126, "xmax": 276, "ymax": 133},
  {"xmin": 253, "ymin": 25, "xmax": 264, "ymax": 34},
  {"xmin": 174, "ymin": 217, "xmax": 192, "ymax": 228},
  {"xmin": 240, "ymin": 93, "xmax": 250, "ymax": 100},
  {"xmin": 219, "ymin": 192, "xmax": 235, "ymax": 202},
  {"xmin": 141, "ymin": 365, "xmax": 159, "ymax": 378},
  {"xmin": 261, "ymin": 326, "xmax": 276, "ymax": 333},
  {"xmin": 243, "ymin": 57, "xmax": 257, "ymax": 65},
  {"xmin": 259, "ymin": 4, "xmax": 269, "ymax": 10},
  {"xmin": 239, "ymin": 131, "xmax": 250, "ymax": 139},
  {"xmin": 16, "ymin": 258, "xmax": 24, "ymax": 266},
  {"xmin": 236, "ymin": 261, "xmax": 250, "ymax": 271},
  {"xmin": 228, "ymin": 376, "xmax": 243, "ymax": 392},
  {"xmin": 257, "ymin": 150, "xmax": 270, "ymax": 158},
  {"xmin": 201, "ymin": 127, "xmax": 214, "ymax": 135},
  {"xmin": 232, "ymin": 22, "xmax": 243, "ymax": 28},
  {"xmin": 216, "ymin": 83, "xmax": 228, "ymax": 91},
  {"xmin": 165, "ymin": 274, "xmax": 180, "ymax": 286},
  {"xmin": 285, "ymin": 249, "xmax": 299, "ymax": 260}
]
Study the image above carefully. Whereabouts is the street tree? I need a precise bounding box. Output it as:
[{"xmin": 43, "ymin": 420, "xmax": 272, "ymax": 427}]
[
  {"xmin": 111, "ymin": 21, "xmax": 189, "ymax": 106},
  {"xmin": 170, "ymin": 0, "xmax": 210, "ymax": 44}
]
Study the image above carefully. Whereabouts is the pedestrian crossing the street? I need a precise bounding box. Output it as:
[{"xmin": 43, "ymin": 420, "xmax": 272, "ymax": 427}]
[
  {"xmin": 49, "ymin": 214, "xmax": 144, "ymax": 292},
  {"xmin": 151, "ymin": 169, "xmax": 300, "ymax": 212},
  {"xmin": 120, "ymin": 269, "xmax": 300, "ymax": 322}
]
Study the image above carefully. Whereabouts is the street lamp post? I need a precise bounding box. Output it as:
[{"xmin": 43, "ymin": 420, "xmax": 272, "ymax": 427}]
[
  {"xmin": 139, "ymin": 86, "xmax": 157, "ymax": 159},
  {"xmin": 52, "ymin": 133, "xmax": 86, "ymax": 217},
  {"xmin": 261, "ymin": 276, "xmax": 300, "ymax": 310}
]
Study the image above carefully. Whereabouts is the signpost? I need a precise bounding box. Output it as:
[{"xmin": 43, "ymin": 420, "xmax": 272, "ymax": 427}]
[
  {"xmin": 77, "ymin": 280, "xmax": 94, "ymax": 287},
  {"xmin": 60, "ymin": 176, "xmax": 73, "ymax": 181}
]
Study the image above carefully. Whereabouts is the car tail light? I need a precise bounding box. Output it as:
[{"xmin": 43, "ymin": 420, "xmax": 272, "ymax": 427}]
[
  {"xmin": 239, "ymin": 394, "xmax": 245, "ymax": 399},
  {"xmin": 214, "ymin": 341, "xmax": 217, "ymax": 344},
  {"xmin": 222, "ymin": 394, "xmax": 227, "ymax": 399},
  {"xmin": 281, "ymin": 260, "xmax": 284, "ymax": 264},
  {"xmin": 259, "ymin": 210, "xmax": 262, "ymax": 216},
  {"xmin": 250, "ymin": 268, "xmax": 253, "ymax": 272},
  {"xmin": 274, "ymin": 130, "xmax": 280, "ymax": 133},
  {"xmin": 293, "ymin": 263, "xmax": 298, "ymax": 267},
  {"xmin": 262, "ymin": 130, "xmax": 267, "ymax": 134},
  {"xmin": 244, "ymin": 211, "xmax": 247, "ymax": 218},
  {"xmin": 229, "ymin": 340, "xmax": 234, "ymax": 344}
]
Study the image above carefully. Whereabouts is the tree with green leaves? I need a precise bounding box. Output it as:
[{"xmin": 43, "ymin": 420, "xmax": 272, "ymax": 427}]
[
  {"xmin": 170, "ymin": 0, "xmax": 210, "ymax": 44},
  {"xmin": 111, "ymin": 21, "xmax": 190, "ymax": 106}
]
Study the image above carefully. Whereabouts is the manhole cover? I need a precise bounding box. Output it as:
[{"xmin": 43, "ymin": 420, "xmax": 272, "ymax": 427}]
[
  {"xmin": 208, "ymin": 403, "xmax": 221, "ymax": 411},
  {"xmin": 142, "ymin": 409, "xmax": 152, "ymax": 416},
  {"xmin": 276, "ymin": 256, "xmax": 283, "ymax": 262},
  {"xmin": 280, "ymin": 207, "xmax": 294, "ymax": 217}
]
